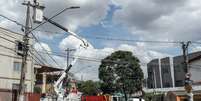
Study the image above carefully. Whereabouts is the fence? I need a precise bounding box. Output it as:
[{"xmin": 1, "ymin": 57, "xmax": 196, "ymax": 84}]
[
  {"xmin": 0, "ymin": 89, "xmax": 40, "ymax": 101},
  {"xmin": 81, "ymin": 96, "xmax": 110, "ymax": 101}
]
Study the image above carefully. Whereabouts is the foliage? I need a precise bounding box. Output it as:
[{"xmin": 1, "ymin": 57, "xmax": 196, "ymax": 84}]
[
  {"xmin": 77, "ymin": 80, "xmax": 100, "ymax": 95},
  {"xmin": 98, "ymin": 50, "xmax": 144, "ymax": 100},
  {"xmin": 143, "ymin": 92, "xmax": 164, "ymax": 101},
  {"xmin": 34, "ymin": 86, "xmax": 42, "ymax": 93}
]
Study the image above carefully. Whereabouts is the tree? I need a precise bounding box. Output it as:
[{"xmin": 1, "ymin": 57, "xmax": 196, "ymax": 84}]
[
  {"xmin": 99, "ymin": 50, "xmax": 144, "ymax": 101},
  {"xmin": 77, "ymin": 80, "xmax": 100, "ymax": 95}
]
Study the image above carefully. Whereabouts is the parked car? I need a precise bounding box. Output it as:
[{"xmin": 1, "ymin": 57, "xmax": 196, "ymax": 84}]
[{"xmin": 128, "ymin": 98, "xmax": 145, "ymax": 101}]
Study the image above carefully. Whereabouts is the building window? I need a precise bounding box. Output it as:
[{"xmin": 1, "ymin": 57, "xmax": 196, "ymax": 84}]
[
  {"xmin": 13, "ymin": 62, "xmax": 21, "ymax": 72},
  {"xmin": 12, "ymin": 83, "xmax": 27, "ymax": 91},
  {"xmin": 16, "ymin": 41, "xmax": 24, "ymax": 56},
  {"xmin": 163, "ymin": 68, "xmax": 169, "ymax": 73},
  {"xmin": 16, "ymin": 41, "xmax": 23, "ymax": 51}
]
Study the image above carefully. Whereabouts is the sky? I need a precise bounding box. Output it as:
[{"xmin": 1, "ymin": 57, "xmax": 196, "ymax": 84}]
[{"xmin": 1, "ymin": 0, "xmax": 201, "ymax": 80}]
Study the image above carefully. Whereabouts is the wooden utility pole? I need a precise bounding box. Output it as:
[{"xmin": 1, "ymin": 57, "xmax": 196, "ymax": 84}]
[
  {"xmin": 18, "ymin": 1, "xmax": 31, "ymax": 101},
  {"xmin": 65, "ymin": 48, "xmax": 76, "ymax": 68},
  {"xmin": 181, "ymin": 41, "xmax": 191, "ymax": 73},
  {"xmin": 181, "ymin": 41, "xmax": 193, "ymax": 101},
  {"xmin": 18, "ymin": 0, "xmax": 44, "ymax": 101},
  {"xmin": 63, "ymin": 48, "xmax": 75, "ymax": 87}
]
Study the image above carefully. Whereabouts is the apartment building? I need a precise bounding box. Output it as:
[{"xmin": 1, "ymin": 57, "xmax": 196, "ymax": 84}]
[
  {"xmin": 147, "ymin": 51, "xmax": 201, "ymax": 89},
  {"xmin": 0, "ymin": 27, "xmax": 35, "ymax": 100}
]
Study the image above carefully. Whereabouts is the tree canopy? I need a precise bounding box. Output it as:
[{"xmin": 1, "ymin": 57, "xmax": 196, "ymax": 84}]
[
  {"xmin": 77, "ymin": 80, "xmax": 100, "ymax": 96},
  {"xmin": 98, "ymin": 50, "xmax": 144, "ymax": 100}
]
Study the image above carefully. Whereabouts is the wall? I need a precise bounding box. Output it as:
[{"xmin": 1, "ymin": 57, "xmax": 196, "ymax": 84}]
[
  {"xmin": 189, "ymin": 59, "xmax": 201, "ymax": 82},
  {"xmin": 0, "ymin": 27, "xmax": 34, "ymax": 93},
  {"xmin": 161, "ymin": 57, "xmax": 173, "ymax": 88},
  {"xmin": 147, "ymin": 59, "xmax": 162, "ymax": 88}
]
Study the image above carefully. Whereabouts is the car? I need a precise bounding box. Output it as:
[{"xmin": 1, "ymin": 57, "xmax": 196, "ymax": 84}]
[{"xmin": 128, "ymin": 98, "xmax": 145, "ymax": 101}]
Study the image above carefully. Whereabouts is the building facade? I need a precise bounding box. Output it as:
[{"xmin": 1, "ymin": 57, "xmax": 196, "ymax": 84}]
[
  {"xmin": 147, "ymin": 51, "xmax": 201, "ymax": 89},
  {"xmin": 147, "ymin": 59, "xmax": 161, "ymax": 88},
  {"xmin": 0, "ymin": 27, "xmax": 35, "ymax": 100}
]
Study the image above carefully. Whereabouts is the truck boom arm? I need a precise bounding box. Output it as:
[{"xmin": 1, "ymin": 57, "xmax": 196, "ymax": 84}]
[{"xmin": 43, "ymin": 16, "xmax": 89, "ymax": 98}]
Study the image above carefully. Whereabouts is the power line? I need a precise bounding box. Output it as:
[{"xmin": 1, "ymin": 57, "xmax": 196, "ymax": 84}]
[
  {"xmin": 28, "ymin": 51, "xmax": 45, "ymax": 66},
  {"xmin": 0, "ymin": 15, "xmax": 63, "ymax": 67},
  {"xmin": 30, "ymin": 31, "xmax": 62, "ymax": 68},
  {"xmin": 0, "ymin": 13, "xmax": 62, "ymax": 67},
  {"xmin": 1, "ymin": 14, "xmax": 201, "ymax": 45},
  {"xmin": 84, "ymin": 35, "xmax": 182, "ymax": 44},
  {"xmin": 29, "ymin": 6, "xmax": 79, "ymax": 33},
  {"xmin": 0, "ymin": 31, "xmax": 19, "ymax": 40},
  {"xmin": 0, "ymin": 44, "xmax": 16, "ymax": 52},
  {"xmin": 0, "ymin": 35, "xmax": 16, "ymax": 44},
  {"xmin": 29, "ymin": 48, "xmax": 48, "ymax": 65},
  {"xmin": 29, "ymin": 47, "xmax": 62, "ymax": 68},
  {"xmin": 31, "ymin": 30, "xmax": 201, "ymax": 45},
  {"xmin": 0, "ymin": 14, "xmax": 25, "ymax": 27}
]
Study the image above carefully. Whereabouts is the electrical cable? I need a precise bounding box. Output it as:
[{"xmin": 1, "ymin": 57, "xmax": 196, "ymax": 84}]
[
  {"xmin": 0, "ymin": 35, "xmax": 16, "ymax": 44},
  {"xmin": 0, "ymin": 14, "xmax": 25, "ymax": 27},
  {"xmin": 0, "ymin": 31, "xmax": 19, "ymax": 40},
  {"xmin": 30, "ymin": 31, "xmax": 62, "ymax": 68},
  {"xmin": 29, "ymin": 47, "xmax": 58, "ymax": 68},
  {"xmin": 29, "ymin": 6, "xmax": 79, "ymax": 33},
  {"xmin": 32, "ymin": 30, "xmax": 201, "ymax": 44},
  {"xmin": 29, "ymin": 50, "xmax": 47, "ymax": 65},
  {"xmin": 1, "ymin": 15, "xmax": 201, "ymax": 45},
  {"xmin": 28, "ymin": 51, "xmax": 45, "ymax": 66},
  {"xmin": 0, "ymin": 13, "xmax": 63, "ymax": 68},
  {"xmin": 0, "ymin": 44, "xmax": 16, "ymax": 52},
  {"xmin": 0, "ymin": 14, "xmax": 63, "ymax": 68}
]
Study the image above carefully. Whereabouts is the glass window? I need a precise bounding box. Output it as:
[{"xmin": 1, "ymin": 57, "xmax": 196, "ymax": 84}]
[
  {"xmin": 13, "ymin": 62, "xmax": 21, "ymax": 72},
  {"xmin": 16, "ymin": 41, "xmax": 23, "ymax": 51}
]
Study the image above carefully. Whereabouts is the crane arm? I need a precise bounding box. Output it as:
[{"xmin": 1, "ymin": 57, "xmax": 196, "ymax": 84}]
[
  {"xmin": 43, "ymin": 16, "xmax": 88, "ymax": 48},
  {"xmin": 43, "ymin": 16, "xmax": 90, "ymax": 98}
]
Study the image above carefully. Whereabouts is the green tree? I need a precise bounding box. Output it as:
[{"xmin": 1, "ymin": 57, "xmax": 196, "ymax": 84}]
[
  {"xmin": 99, "ymin": 50, "xmax": 144, "ymax": 101},
  {"xmin": 77, "ymin": 80, "xmax": 99, "ymax": 95}
]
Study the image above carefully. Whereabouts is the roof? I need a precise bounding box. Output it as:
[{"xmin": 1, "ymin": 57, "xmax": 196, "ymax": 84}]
[
  {"xmin": 148, "ymin": 51, "xmax": 201, "ymax": 64},
  {"xmin": 35, "ymin": 65, "xmax": 63, "ymax": 73},
  {"xmin": 188, "ymin": 51, "xmax": 201, "ymax": 63}
]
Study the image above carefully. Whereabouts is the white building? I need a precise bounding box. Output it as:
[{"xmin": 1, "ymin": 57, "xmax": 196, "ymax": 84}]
[
  {"xmin": 146, "ymin": 51, "xmax": 201, "ymax": 95},
  {"xmin": 0, "ymin": 27, "xmax": 35, "ymax": 100}
]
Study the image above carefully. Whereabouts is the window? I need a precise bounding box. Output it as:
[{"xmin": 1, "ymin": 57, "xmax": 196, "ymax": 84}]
[
  {"xmin": 16, "ymin": 41, "xmax": 23, "ymax": 51},
  {"xmin": 163, "ymin": 68, "xmax": 169, "ymax": 73},
  {"xmin": 16, "ymin": 41, "xmax": 24, "ymax": 56},
  {"xmin": 13, "ymin": 62, "xmax": 21, "ymax": 72},
  {"xmin": 12, "ymin": 83, "xmax": 27, "ymax": 91}
]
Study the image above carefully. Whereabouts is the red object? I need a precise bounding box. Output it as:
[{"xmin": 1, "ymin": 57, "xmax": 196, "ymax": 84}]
[
  {"xmin": 24, "ymin": 93, "xmax": 41, "ymax": 101},
  {"xmin": 81, "ymin": 96, "xmax": 109, "ymax": 101}
]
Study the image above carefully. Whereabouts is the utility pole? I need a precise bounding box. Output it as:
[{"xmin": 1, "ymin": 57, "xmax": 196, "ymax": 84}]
[
  {"xmin": 182, "ymin": 41, "xmax": 191, "ymax": 73},
  {"xmin": 63, "ymin": 48, "xmax": 75, "ymax": 87},
  {"xmin": 18, "ymin": 1, "xmax": 31, "ymax": 101},
  {"xmin": 65, "ymin": 48, "xmax": 76, "ymax": 68},
  {"xmin": 181, "ymin": 41, "xmax": 193, "ymax": 101},
  {"xmin": 18, "ymin": 1, "xmax": 44, "ymax": 101}
]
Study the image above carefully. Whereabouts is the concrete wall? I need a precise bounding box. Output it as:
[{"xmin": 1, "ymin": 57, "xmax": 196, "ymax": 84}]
[
  {"xmin": 0, "ymin": 27, "xmax": 34, "ymax": 92},
  {"xmin": 189, "ymin": 59, "xmax": 201, "ymax": 82}
]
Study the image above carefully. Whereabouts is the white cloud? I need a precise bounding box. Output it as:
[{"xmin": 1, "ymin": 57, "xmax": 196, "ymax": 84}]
[
  {"xmin": 112, "ymin": 0, "xmax": 201, "ymax": 42},
  {"xmin": 0, "ymin": 0, "xmax": 110, "ymax": 36},
  {"xmin": 59, "ymin": 36, "xmax": 170, "ymax": 80},
  {"xmin": 33, "ymin": 42, "xmax": 66, "ymax": 68},
  {"xmin": 191, "ymin": 46, "xmax": 201, "ymax": 52},
  {"xmin": 39, "ymin": 0, "xmax": 110, "ymax": 31},
  {"xmin": 34, "ymin": 42, "xmax": 51, "ymax": 53}
]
